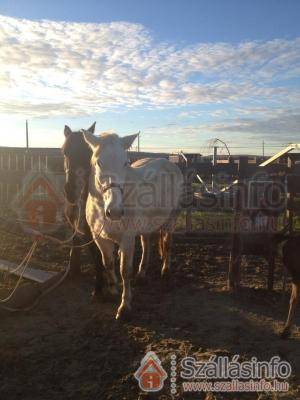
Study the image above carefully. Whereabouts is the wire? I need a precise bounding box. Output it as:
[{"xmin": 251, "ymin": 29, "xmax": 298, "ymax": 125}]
[{"xmin": 0, "ymin": 242, "xmax": 37, "ymax": 303}]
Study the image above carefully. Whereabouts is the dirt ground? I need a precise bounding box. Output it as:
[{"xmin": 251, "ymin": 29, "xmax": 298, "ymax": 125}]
[{"xmin": 0, "ymin": 230, "xmax": 299, "ymax": 400}]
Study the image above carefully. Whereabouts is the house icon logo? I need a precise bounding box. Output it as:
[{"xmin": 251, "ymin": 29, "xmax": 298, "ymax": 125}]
[
  {"xmin": 13, "ymin": 170, "xmax": 64, "ymax": 234},
  {"xmin": 134, "ymin": 351, "xmax": 167, "ymax": 392}
]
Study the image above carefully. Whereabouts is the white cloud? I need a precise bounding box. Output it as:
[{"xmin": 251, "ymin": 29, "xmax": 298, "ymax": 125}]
[
  {"xmin": 202, "ymin": 110, "xmax": 300, "ymax": 138},
  {"xmin": 0, "ymin": 15, "xmax": 299, "ymax": 117},
  {"xmin": 141, "ymin": 107, "xmax": 300, "ymax": 153}
]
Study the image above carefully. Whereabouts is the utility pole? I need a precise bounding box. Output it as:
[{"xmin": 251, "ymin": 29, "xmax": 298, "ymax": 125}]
[
  {"xmin": 137, "ymin": 130, "xmax": 140, "ymax": 152},
  {"xmin": 26, "ymin": 120, "xmax": 29, "ymax": 149},
  {"xmin": 262, "ymin": 140, "xmax": 265, "ymax": 158}
]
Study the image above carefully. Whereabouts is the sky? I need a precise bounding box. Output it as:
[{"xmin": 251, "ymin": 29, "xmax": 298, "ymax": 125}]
[{"xmin": 0, "ymin": 0, "xmax": 300, "ymax": 154}]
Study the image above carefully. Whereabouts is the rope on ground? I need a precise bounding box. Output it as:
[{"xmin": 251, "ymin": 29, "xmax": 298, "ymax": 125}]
[
  {"xmin": 5, "ymin": 242, "xmax": 38, "ymax": 275},
  {"xmin": 0, "ymin": 191, "xmax": 105, "ymax": 312},
  {"xmin": 0, "ymin": 241, "xmax": 38, "ymax": 303},
  {"xmin": 0, "ymin": 254, "xmax": 71, "ymax": 313},
  {"xmin": 0, "ymin": 222, "xmax": 104, "ymax": 312}
]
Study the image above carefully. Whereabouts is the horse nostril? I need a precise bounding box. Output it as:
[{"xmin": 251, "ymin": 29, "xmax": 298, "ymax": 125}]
[{"xmin": 105, "ymin": 208, "xmax": 123, "ymax": 220}]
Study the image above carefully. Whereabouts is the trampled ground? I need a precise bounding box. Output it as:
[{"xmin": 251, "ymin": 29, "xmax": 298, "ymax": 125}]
[{"xmin": 0, "ymin": 231, "xmax": 299, "ymax": 400}]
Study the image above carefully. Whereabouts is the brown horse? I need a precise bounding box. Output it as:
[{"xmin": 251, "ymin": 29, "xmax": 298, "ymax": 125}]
[{"xmin": 62, "ymin": 123, "xmax": 107, "ymax": 299}]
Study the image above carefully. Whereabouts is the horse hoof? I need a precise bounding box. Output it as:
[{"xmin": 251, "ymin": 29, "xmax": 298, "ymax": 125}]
[
  {"xmin": 68, "ymin": 270, "xmax": 82, "ymax": 281},
  {"xmin": 116, "ymin": 306, "xmax": 132, "ymax": 322},
  {"xmin": 161, "ymin": 269, "xmax": 171, "ymax": 279},
  {"xmin": 161, "ymin": 270, "xmax": 172, "ymax": 287},
  {"xmin": 227, "ymin": 286, "xmax": 239, "ymax": 296},
  {"xmin": 90, "ymin": 290, "xmax": 104, "ymax": 303},
  {"xmin": 135, "ymin": 273, "xmax": 146, "ymax": 286},
  {"xmin": 100, "ymin": 286, "xmax": 119, "ymax": 303},
  {"xmin": 280, "ymin": 328, "xmax": 291, "ymax": 340}
]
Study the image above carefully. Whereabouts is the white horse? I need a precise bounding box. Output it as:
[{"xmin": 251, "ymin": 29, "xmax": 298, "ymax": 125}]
[{"xmin": 83, "ymin": 131, "xmax": 184, "ymax": 320}]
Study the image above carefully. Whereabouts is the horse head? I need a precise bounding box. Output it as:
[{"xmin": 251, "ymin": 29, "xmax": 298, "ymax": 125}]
[
  {"xmin": 62, "ymin": 122, "xmax": 96, "ymax": 205},
  {"xmin": 83, "ymin": 131, "xmax": 137, "ymax": 221}
]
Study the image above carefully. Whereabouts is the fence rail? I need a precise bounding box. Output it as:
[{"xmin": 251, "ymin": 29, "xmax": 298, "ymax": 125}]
[
  {"xmin": 0, "ymin": 147, "xmax": 167, "ymax": 205},
  {"xmin": 0, "ymin": 147, "xmax": 64, "ymax": 205}
]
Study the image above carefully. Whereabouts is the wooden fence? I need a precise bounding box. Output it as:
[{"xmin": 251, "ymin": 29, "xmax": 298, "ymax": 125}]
[
  {"xmin": 0, "ymin": 147, "xmax": 168, "ymax": 205},
  {"xmin": 0, "ymin": 147, "xmax": 64, "ymax": 205}
]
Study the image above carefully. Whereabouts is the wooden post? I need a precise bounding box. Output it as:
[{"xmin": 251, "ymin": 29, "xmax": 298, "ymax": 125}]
[
  {"xmin": 185, "ymin": 169, "xmax": 193, "ymax": 232},
  {"xmin": 267, "ymin": 244, "xmax": 275, "ymax": 291},
  {"xmin": 286, "ymin": 155, "xmax": 295, "ymax": 233},
  {"xmin": 228, "ymin": 157, "xmax": 247, "ymax": 291},
  {"xmin": 186, "ymin": 208, "xmax": 192, "ymax": 232},
  {"xmin": 266, "ymin": 174, "xmax": 282, "ymax": 291}
]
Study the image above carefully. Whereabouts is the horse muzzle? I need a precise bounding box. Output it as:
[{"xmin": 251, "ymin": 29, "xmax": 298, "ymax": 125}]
[
  {"xmin": 64, "ymin": 183, "xmax": 77, "ymax": 205},
  {"xmin": 105, "ymin": 207, "xmax": 124, "ymax": 221}
]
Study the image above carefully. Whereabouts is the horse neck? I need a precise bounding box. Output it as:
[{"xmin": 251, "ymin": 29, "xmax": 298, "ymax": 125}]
[
  {"xmin": 88, "ymin": 164, "xmax": 104, "ymax": 204},
  {"xmin": 77, "ymin": 143, "xmax": 92, "ymax": 201}
]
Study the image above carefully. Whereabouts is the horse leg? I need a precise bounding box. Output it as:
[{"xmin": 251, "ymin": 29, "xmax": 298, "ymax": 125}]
[
  {"xmin": 88, "ymin": 240, "xmax": 107, "ymax": 300},
  {"xmin": 116, "ymin": 236, "xmax": 135, "ymax": 320},
  {"xmin": 161, "ymin": 231, "xmax": 173, "ymax": 279},
  {"xmin": 68, "ymin": 235, "xmax": 82, "ymax": 278},
  {"xmin": 94, "ymin": 237, "xmax": 119, "ymax": 300},
  {"xmin": 136, "ymin": 234, "xmax": 151, "ymax": 283},
  {"xmin": 281, "ymin": 282, "xmax": 299, "ymax": 339}
]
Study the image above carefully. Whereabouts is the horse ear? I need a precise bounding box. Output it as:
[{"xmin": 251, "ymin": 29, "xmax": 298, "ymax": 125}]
[
  {"xmin": 87, "ymin": 122, "xmax": 96, "ymax": 133},
  {"xmin": 64, "ymin": 125, "xmax": 72, "ymax": 137},
  {"xmin": 83, "ymin": 130, "xmax": 100, "ymax": 150},
  {"xmin": 121, "ymin": 134, "xmax": 138, "ymax": 150}
]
